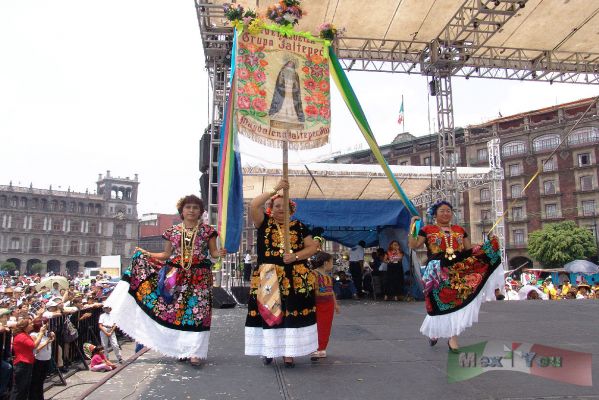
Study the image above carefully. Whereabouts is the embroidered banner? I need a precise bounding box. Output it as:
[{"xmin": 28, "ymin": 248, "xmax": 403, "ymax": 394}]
[{"xmin": 234, "ymin": 29, "xmax": 330, "ymax": 149}]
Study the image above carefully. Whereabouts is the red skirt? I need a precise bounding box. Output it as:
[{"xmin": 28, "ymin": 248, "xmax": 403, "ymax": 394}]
[{"xmin": 316, "ymin": 298, "xmax": 335, "ymax": 351}]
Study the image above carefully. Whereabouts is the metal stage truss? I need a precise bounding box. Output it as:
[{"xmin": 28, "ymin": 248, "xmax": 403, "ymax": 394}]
[{"xmin": 194, "ymin": 0, "xmax": 599, "ymax": 271}]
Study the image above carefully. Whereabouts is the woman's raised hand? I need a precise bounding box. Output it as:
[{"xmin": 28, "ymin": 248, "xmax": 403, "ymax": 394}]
[
  {"xmin": 410, "ymin": 215, "xmax": 421, "ymax": 224},
  {"xmin": 275, "ymin": 179, "xmax": 290, "ymax": 192}
]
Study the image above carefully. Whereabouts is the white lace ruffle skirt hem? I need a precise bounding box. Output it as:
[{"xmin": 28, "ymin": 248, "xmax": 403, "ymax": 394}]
[
  {"xmin": 105, "ymin": 281, "xmax": 210, "ymax": 359},
  {"xmin": 245, "ymin": 324, "xmax": 318, "ymax": 358},
  {"xmin": 420, "ymin": 264, "xmax": 504, "ymax": 339}
]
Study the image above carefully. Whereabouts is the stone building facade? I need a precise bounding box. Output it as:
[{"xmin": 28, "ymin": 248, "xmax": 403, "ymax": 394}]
[
  {"xmin": 0, "ymin": 171, "xmax": 139, "ymax": 275},
  {"xmin": 328, "ymin": 97, "xmax": 599, "ymax": 268}
]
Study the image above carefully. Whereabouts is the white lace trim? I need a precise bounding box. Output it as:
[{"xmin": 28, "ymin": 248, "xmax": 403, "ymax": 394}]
[
  {"xmin": 245, "ymin": 325, "xmax": 318, "ymax": 357},
  {"xmin": 420, "ymin": 264, "xmax": 504, "ymax": 339},
  {"xmin": 105, "ymin": 281, "xmax": 210, "ymax": 358}
]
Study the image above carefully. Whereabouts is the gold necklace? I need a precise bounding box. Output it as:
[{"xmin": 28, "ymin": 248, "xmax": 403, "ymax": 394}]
[
  {"xmin": 438, "ymin": 225, "xmax": 456, "ymax": 260},
  {"xmin": 273, "ymin": 221, "xmax": 286, "ymax": 255},
  {"xmin": 179, "ymin": 223, "xmax": 199, "ymax": 270}
]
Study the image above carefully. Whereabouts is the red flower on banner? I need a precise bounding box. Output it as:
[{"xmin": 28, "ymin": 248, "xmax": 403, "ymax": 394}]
[
  {"xmin": 319, "ymin": 80, "xmax": 329, "ymax": 92},
  {"xmin": 252, "ymin": 97, "xmax": 267, "ymax": 112},
  {"xmin": 302, "ymin": 66, "xmax": 310, "ymax": 74},
  {"xmin": 319, "ymin": 106, "xmax": 330, "ymax": 119},
  {"xmin": 237, "ymin": 95, "xmax": 251, "ymax": 110},
  {"xmin": 238, "ymin": 68, "xmax": 250, "ymax": 80},
  {"xmin": 438, "ymin": 287, "xmax": 458, "ymax": 303},
  {"xmin": 305, "ymin": 105, "xmax": 318, "ymax": 117},
  {"xmin": 259, "ymin": 89, "xmax": 266, "ymax": 96},
  {"xmin": 253, "ymin": 70, "xmax": 266, "ymax": 83},
  {"xmin": 304, "ymin": 79, "xmax": 316, "ymax": 90},
  {"xmin": 259, "ymin": 59, "xmax": 268, "ymax": 67}
]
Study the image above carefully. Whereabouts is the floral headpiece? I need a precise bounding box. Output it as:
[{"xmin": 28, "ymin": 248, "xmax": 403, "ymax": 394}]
[
  {"xmin": 427, "ymin": 200, "xmax": 453, "ymax": 219},
  {"xmin": 265, "ymin": 194, "xmax": 297, "ymax": 216}
]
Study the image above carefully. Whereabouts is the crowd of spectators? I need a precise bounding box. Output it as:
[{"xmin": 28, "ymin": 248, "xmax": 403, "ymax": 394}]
[
  {"xmin": 0, "ymin": 271, "xmax": 122, "ymax": 399},
  {"xmin": 504, "ymin": 273, "xmax": 599, "ymax": 301}
]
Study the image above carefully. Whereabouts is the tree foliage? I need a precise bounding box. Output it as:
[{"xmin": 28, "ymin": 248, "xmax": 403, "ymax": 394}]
[
  {"xmin": 0, "ymin": 262, "xmax": 16, "ymax": 272},
  {"xmin": 31, "ymin": 262, "xmax": 46, "ymax": 274},
  {"xmin": 528, "ymin": 221, "xmax": 597, "ymax": 268}
]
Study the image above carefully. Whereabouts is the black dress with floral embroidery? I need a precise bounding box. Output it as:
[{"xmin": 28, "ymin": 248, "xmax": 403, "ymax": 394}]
[{"xmin": 245, "ymin": 214, "xmax": 317, "ymax": 330}]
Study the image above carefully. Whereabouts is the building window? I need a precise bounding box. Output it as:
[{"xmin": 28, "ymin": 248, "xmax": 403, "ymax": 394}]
[
  {"xmin": 477, "ymin": 148, "xmax": 488, "ymax": 161},
  {"xmin": 10, "ymin": 197, "xmax": 17, "ymax": 208},
  {"xmin": 32, "ymin": 217, "xmax": 44, "ymax": 231},
  {"xmin": 580, "ymin": 175, "xmax": 593, "ymax": 191},
  {"xmin": 532, "ymin": 134, "xmax": 560, "ymax": 152},
  {"xmin": 508, "ymin": 164, "xmax": 522, "ymax": 177},
  {"xmin": 59, "ymin": 201, "xmax": 66, "ymax": 212},
  {"xmin": 41, "ymin": 199, "xmax": 48, "ymax": 210},
  {"xmin": 502, "ymin": 141, "xmax": 526, "ymax": 157},
  {"xmin": 51, "ymin": 200, "xmax": 58, "ymax": 211},
  {"xmin": 52, "ymin": 220, "xmax": 62, "ymax": 231},
  {"xmin": 545, "ymin": 203, "xmax": 558, "ymax": 219},
  {"xmin": 20, "ymin": 198, "xmax": 27, "ymax": 208},
  {"xmin": 88, "ymin": 242, "xmax": 97, "ymax": 256},
  {"xmin": 423, "ymin": 156, "xmax": 431, "ymax": 166},
  {"xmin": 510, "ymin": 184, "xmax": 523, "ymax": 198},
  {"xmin": 481, "ymin": 209, "xmax": 490, "ymax": 221},
  {"xmin": 582, "ymin": 200, "xmax": 596, "ymax": 216},
  {"xmin": 113, "ymin": 243, "xmax": 123, "ymax": 255},
  {"xmin": 69, "ymin": 241, "xmax": 79, "ymax": 255},
  {"xmin": 50, "ymin": 239, "xmax": 61, "ymax": 254},
  {"xmin": 71, "ymin": 221, "xmax": 80, "ymax": 232},
  {"xmin": 69, "ymin": 202, "xmax": 76, "ymax": 213},
  {"xmin": 115, "ymin": 224, "xmax": 125, "ymax": 236},
  {"xmin": 568, "ymin": 127, "xmax": 599, "ymax": 145},
  {"xmin": 87, "ymin": 204, "xmax": 94, "ymax": 214},
  {"xmin": 480, "ymin": 188, "xmax": 490, "ymax": 201},
  {"xmin": 31, "ymin": 199, "xmax": 38, "ymax": 209},
  {"xmin": 30, "ymin": 238, "xmax": 41, "ymax": 253},
  {"xmin": 542, "ymin": 158, "xmax": 556, "ymax": 172},
  {"xmin": 399, "ymin": 161, "xmax": 408, "ymax": 166},
  {"xmin": 89, "ymin": 222, "xmax": 97, "ymax": 234},
  {"xmin": 9, "ymin": 237, "xmax": 21, "ymax": 250},
  {"xmin": 543, "ymin": 180, "xmax": 556, "ymax": 195},
  {"xmin": 512, "ymin": 207, "xmax": 523, "ymax": 220},
  {"xmin": 578, "ymin": 153, "xmax": 591, "ymax": 167},
  {"xmin": 512, "ymin": 229, "xmax": 525, "ymax": 245}
]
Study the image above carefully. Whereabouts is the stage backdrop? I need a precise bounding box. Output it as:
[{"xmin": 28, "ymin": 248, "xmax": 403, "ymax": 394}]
[{"xmin": 235, "ymin": 29, "xmax": 330, "ymax": 149}]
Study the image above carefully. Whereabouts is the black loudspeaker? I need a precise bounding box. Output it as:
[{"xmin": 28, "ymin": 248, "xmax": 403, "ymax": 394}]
[
  {"xmin": 199, "ymin": 173, "xmax": 209, "ymax": 207},
  {"xmin": 213, "ymin": 287, "xmax": 237, "ymax": 309},
  {"xmin": 199, "ymin": 132, "xmax": 211, "ymax": 172},
  {"xmin": 231, "ymin": 286, "xmax": 250, "ymax": 305}
]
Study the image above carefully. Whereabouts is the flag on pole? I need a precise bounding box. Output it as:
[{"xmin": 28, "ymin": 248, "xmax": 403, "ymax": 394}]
[
  {"xmin": 397, "ymin": 98, "xmax": 404, "ymax": 125},
  {"xmin": 217, "ymin": 32, "xmax": 244, "ymax": 253}
]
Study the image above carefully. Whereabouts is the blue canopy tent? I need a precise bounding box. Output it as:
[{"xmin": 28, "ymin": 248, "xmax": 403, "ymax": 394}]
[{"xmin": 292, "ymin": 199, "xmax": 412, "ymax": 248}]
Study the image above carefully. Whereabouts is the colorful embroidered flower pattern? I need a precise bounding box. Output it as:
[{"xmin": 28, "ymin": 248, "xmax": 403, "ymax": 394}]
[
  {"xmin": 237, "ymin": 42, "xmax": 268, "ymax": 123},
  {"xmin": 123, "ymin": 225, "xmax": 217, "ymax": 331},
  {"xmin": 302, "ymin": 53, "xmax": 330, "ymax": 127},
  {"xmin": 420, "ymin": 226, "xmax": 501, "ymax": 315}
]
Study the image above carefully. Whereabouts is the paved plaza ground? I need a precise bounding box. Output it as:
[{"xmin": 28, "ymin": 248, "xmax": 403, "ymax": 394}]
[{"xmin": 50, "ymin": 299, "xmax": 599, "ymax": 400}]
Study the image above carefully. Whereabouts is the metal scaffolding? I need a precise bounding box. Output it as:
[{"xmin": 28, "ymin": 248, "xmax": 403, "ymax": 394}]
[{"xmin": 194, "ymin": 0, "xmax": 599, "ymax": 267}]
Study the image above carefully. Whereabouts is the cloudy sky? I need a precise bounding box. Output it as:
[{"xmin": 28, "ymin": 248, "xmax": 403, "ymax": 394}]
[{"xmin": 1, "ymin": 1, "xmax": 597, "ymax": 215}]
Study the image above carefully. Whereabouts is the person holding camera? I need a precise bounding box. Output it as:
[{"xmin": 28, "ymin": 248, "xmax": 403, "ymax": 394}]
[
  {"xmin": 29, "ymin": 317, "xmax": 55, "ymax": 400},
  {"xmin": 11, "ymin": 318, "xmax": 47, "ymax": 400}
]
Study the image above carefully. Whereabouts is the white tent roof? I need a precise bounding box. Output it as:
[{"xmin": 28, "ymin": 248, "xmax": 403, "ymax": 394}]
[
  {"xmin": 243, "ymin": 162, "xmax": 491, "ymax": 200},
  {"xmin": 207, "ymin": 0, "xmax": 599, "ymax": 54}
]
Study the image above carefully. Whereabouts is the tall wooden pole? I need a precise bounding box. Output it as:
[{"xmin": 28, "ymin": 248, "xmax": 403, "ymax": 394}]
[{"xmin": 282, "ymin": 136, "xmax": 291, "ymax": 253}]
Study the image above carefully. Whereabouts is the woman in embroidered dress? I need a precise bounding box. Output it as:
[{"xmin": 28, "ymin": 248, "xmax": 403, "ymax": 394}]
[
  {"xmin": 408, "ymin": 201, "xmax": 503, "ymax": 352},
  {"xmin": 245, "ymin": 179, "xmax": 319, "ymax": 368},
  {"xmin": 106, "ymin": 195, "xmax": 226, "ymax": 366},
  {"xmin": 383, "ymin": 241, "xmax": 404, "ymax": 301}
]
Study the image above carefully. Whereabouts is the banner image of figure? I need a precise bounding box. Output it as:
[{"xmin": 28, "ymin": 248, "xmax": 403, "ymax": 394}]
[
  {"xmin": 269, "ymin": 59, "xmax": 305, "ymax": 128},
  {"xmin": 234, "ymin": 29, "xmax": 330, "ymax": 149}
]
